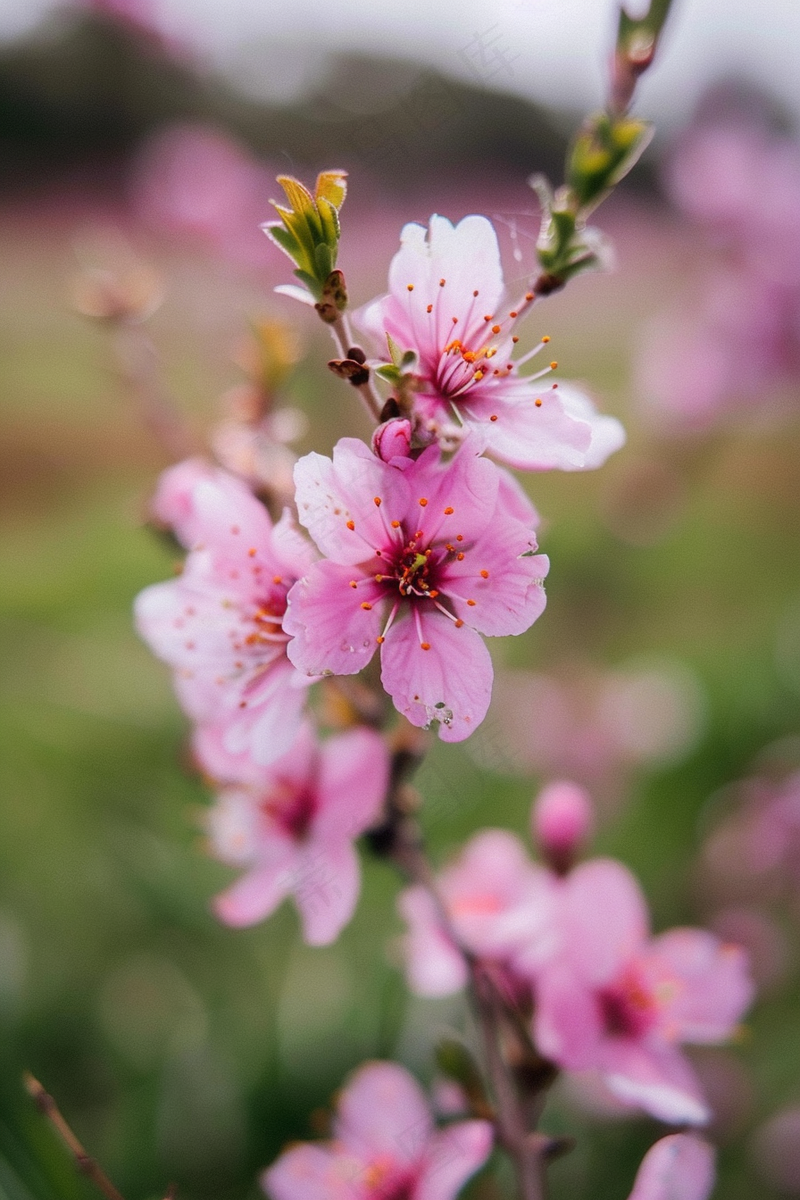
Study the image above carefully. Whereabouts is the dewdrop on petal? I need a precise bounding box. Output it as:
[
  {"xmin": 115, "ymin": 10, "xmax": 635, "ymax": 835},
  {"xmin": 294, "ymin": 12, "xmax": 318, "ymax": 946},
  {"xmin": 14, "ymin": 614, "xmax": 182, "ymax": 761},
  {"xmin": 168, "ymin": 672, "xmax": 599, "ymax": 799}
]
[{"xmin": 533, "ymin": 780, "xmax": 594, "ymax": 873}]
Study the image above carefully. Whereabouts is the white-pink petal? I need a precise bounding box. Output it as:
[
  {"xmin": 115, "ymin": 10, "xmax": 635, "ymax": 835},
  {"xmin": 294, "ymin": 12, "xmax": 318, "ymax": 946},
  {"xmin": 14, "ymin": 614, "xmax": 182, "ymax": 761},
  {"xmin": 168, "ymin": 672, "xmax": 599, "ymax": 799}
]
[
  {"xmin": 312, "ymin": 728, "xmax": 389, "ymax": 842},
  {"xmin": 293, "ymin": 439, "xmax": 411, "ymax": 565},
  {"xmin": 284, "ymin": 562, "xmax": 382, "ymax": 678},
  {"xmin": 646, "ymin": 929, "xmax": 754, "ymax": 1044},
  {"xmin": 627, "ymin": 1134, "xmax": 715, "ymax": 1200},
  {"xmin": 294, "ymin": 839, "xmax": 362, "ymax": 947},
  {"xmin": 334, "ymin": 1061, "xmax": 432, "ymax": 1167},
  {"xmin": 214, "ymin": 854, "xmax": 295, "ymax": 928},
  {"xmin": 601, "ymin": 1039, "xmax": 710, "ymax": 1126},
  {"xmin": 415, "ymin": 1120, "xmax": 494, "ymax": 1200},
  {"xmin": 262, "ymin": 1143, "xmax": 360, "ymax": 1200},
  {"xmin": 380, "ymin": 611, "xmax": 493, "ymax": 743},
  {"xmin": 562, "ymin": 859, "xmax": 651, "ymax": 985},
  {"xmin": 398, "ymin": 885, "xmax": 468, "ymax": 998}
]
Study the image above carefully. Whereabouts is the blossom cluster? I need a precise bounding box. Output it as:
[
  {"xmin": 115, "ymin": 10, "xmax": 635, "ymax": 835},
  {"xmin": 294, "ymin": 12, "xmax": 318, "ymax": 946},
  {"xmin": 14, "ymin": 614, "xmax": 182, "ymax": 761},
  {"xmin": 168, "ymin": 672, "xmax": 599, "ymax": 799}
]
[
  {"xmin": 263, "ymin": 1059, "xmax": 715, "ymax": 1200},
  {"xmin": 399, "ymin": 785, "xmax": 754, "ymax": 1127},
  {"xmin": 131, "ymin": 167, "xmax": 753, "ymax": 1200},
  {"xmin": 135, "ymin": 210, "xmax": 623, "ymax": 942}
]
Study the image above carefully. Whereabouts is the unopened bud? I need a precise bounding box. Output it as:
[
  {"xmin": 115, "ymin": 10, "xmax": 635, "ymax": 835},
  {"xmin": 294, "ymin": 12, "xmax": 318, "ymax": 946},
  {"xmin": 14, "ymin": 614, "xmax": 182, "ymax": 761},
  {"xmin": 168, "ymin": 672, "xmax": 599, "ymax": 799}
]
[
  {"xmin": 373, "ymin": 417, "xmax": 412, "ymax": 462},
  {"xmin": 532, "ymin": 780, "xmax": 594, "ymax": 873}
]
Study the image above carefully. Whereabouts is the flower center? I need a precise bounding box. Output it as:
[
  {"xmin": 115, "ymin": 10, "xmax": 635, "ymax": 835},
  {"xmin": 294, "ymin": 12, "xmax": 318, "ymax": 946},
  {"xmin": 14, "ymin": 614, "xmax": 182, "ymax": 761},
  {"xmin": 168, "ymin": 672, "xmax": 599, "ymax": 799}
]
[
  {"xmin": 598, "ymin": 967, "xmax": 658, "ymax": 1039},
  {"xmin": 362, "ymin": 1157, "xmax": 416, "ymax": 1200},
  {"xmin": 261, "ymin": 778, "xmax": 317, "ymax": 840},
  {"xmin": 394, "ymin": 536, "xmax": 437, "ymax": 598}
]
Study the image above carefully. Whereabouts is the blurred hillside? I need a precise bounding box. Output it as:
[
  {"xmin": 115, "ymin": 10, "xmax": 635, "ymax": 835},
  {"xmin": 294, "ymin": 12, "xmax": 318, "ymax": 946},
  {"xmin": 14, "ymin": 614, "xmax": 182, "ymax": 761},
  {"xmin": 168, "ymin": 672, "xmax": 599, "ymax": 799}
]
[{"xmin": 0, "ymin": 9, "xmax": 583, "ymax": 194}]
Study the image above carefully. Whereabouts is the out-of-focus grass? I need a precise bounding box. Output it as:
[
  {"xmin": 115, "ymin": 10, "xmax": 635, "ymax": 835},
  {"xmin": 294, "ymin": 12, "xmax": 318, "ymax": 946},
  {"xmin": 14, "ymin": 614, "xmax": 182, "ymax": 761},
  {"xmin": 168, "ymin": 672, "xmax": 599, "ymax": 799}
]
[{"xmin": 1, "ymin": 191, "xmax": 799, "ymax": 1200}]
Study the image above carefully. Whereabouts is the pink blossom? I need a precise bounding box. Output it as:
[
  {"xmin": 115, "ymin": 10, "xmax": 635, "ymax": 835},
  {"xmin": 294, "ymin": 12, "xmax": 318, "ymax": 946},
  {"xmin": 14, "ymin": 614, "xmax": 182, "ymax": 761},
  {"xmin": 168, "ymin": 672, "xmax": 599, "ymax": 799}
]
[
  {"xmin": 148, "ymin": 457, "xmax": 256, "ymax": 548},
  {"xmin": 263, "ymin": 1060, "xmax": 492, "ymax": 1200},
  {"xmin": 358, "ymin": 215, "xmax": 625, "ymax": 470},
  {"xmin": 398, "ymin": 830, "xmax": 556, "ymax": 998},
  {"xmin": 208, "ymin": 722, "xmax": 388, "ymax": 945},
  {"xmin": 131, "ymin": 123, "xmax": 276, "ymax": 269},
  {"xmin": 698, "ymin": 770, "xmax": 800, "ymax": 909},
  {"xmin": 135, "ymin": 468, "xmax": 314, "ymax": 768},
  {"xmin": 529, "ymin": 859, "xmax": 754, "ymax": 1125},
  {"xmin": 284, "ymin": 437, "xmax": 548, "ymax": 741},
  {"xmin": 627, "ymin": 1134, "xmax": 715, "ymax": 1200},
  {"xmin": 532, "ymin": 780, "xmax": 594, "ymax": 873},
  {"xmin": 637, "ymin": 107, "xmax": 800, "ymax": 433}
]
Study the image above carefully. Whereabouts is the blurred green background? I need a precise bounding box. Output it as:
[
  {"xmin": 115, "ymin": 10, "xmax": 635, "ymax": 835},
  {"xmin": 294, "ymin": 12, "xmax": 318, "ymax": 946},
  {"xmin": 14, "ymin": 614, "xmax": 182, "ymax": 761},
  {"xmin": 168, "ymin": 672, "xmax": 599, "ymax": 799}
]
[{"xmin": 1, "ymin": 8, "xmax": 799, "ymax": 1200}]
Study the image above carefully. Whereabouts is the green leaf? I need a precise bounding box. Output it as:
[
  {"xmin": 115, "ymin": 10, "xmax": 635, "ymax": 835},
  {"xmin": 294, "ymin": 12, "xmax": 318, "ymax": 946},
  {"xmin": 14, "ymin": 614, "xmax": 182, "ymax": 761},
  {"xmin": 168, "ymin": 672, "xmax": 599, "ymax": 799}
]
[
  {"xmin": 314, "ymin": 242, "xmax": 333, "ymax": 281},
  {"xmin": 262, "ymin": 222, "xmax": 300, "ymax": 261}
]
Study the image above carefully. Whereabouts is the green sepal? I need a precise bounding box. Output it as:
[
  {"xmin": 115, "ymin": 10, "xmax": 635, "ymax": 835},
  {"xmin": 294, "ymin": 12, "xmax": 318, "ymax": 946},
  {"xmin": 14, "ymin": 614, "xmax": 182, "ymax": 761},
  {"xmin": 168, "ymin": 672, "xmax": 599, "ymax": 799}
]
[
  {"xmin": 375, "ymin": 364, "xmax": 402, "ymax": 385},
  {"xmin": 386, "ymin": 333, "xmax": 404, "ymax": 368},
  {"xmin": 434, "ymin": 1036, "xmax": 492, "ymax": 1118}
]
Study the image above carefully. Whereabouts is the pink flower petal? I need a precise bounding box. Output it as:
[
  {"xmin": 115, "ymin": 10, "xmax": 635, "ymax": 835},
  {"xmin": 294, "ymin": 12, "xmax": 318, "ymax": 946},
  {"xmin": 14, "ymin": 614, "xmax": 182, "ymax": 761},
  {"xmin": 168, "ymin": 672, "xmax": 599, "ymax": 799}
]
[
  {"xmin": 312, "ymin": 728, "xmax": 389, "ymax": 842},
  {"xmin": 294, "ymin": 839, "xmax": 362, "ymax": 947},
  {"xmin": 262, "ymin": 1143, "xmax": 360, "ymax": 1200},
  {"xmin": 416, "ymin": 1120, "xmax": 494, "ymax": 1200},
  {"xmin": 189, "ymin": 472, "xmax": 276, "ymax": 556},
  {"xmin": 442, "ymin": 831, "xmax": 555, "ymax": 959},
  {"xmin": 360, "ymin": 215, "xmax": 505, "ymax": 363},
  {"xmin": 380, "ymin": 610, "xmax": 493, "ymax": 742},
  {"xmin": 462, "ymin": 383, "xmax": 594, "ymax": 471},
  {"xmin": 213, "ymin": 854, "xmax": 295, "ymax": 928},
  {"xmin": 399, "ymin": 440, "xmax": 499, "ymax": 546},
  {"xmin": 334, "ymin": 1062, "xmax": 432, "ymax": 1166},
  {"xmin": 150, "ymin": 457, "xmax": 240, "ymax": 546},
  {"xmin": 496, "ymin": 468, "xmax": 540, "ymax": 527},
  {"xmin": 563, "ymin": 859, "xmax": 650, "ymax": 985},
  {"xmin": 555, "ymin": 384, "xmax": 626, "ymax": 470},
  {"xmin": 218, "ymin": 656, "xmax": 308, "ymax": 767},
  {"xmin": 284, "ymin": 561, "xmax": 382, "ymax": 678},
  {"xmin": 600, "ymin": 1039, "xmax": 710, "ymax": 1126},
  {"xmin": 627, "ymin": 1134, "xmax": 715, "ymax": 1200},
  {"xmin": 442, "ymin": 527, "xmax": 548, "ymax": 638},
  {"xmin": 293, "ymin": 439, "xmax": 411, "ymax": 565},
  {"xmin": 271, "ymin": 506, "xmax": 317, "ymax": 577},
  {"xmin": 398, "ymin": 885, "xmax": 468, "ymax": 997},
  {"xmin": 533, "ymin": 965, "xmax": 604, "ymax": 1070},
  {"xmin": 645, "ymin": 929, "xmax": 754, "ymax": 1044}
]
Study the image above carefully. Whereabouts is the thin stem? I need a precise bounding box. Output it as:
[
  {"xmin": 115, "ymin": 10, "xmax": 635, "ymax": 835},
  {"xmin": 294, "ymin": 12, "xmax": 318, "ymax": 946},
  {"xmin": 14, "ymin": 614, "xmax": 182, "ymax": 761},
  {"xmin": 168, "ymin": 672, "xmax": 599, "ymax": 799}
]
[
  {"xmin": 113, "ymin": 323, "xmax": 195, "ymax": 460},
  {"xmin": 472, "ymin": 968, "xmax": 546, "ymax": 1200},
  {"xmin": 375, "ymin": 790, "xmax": 550, "ymax": 1200},
  {"xmin": 23, "ymin": 1073, "xmax": 128, "ymax": 1200},
  {"xmin": 328, "ymin": 316, "xmax": 384, "ymax": 423}
]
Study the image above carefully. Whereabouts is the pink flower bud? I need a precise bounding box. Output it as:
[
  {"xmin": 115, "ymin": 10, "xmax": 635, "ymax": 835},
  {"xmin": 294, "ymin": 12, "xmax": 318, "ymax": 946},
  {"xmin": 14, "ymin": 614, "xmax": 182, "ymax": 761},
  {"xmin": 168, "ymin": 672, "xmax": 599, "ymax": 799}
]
[
  {"xmin": 372, "ymin": 417, "xmax": 412, "ymax": 462},
  {"xmin": 532, "ymin": 780, "xmax": 594, "ymax": 872}
]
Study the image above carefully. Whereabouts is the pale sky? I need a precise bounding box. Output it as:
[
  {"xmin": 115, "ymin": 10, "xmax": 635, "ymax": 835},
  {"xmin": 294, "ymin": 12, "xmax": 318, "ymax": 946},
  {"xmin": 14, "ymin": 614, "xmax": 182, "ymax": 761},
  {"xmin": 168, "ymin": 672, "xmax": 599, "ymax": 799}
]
[{"xmin": 2, "ymin": 0, "xmax": 799, "ymax": 133}]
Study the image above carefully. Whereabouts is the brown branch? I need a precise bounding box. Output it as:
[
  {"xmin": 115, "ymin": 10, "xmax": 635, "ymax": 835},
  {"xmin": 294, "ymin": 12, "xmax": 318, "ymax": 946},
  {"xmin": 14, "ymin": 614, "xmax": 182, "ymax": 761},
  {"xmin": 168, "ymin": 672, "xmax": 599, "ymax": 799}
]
[
  {"xmin": 23, "ymin": 1073, "xmax": 127, "ymax": 1200},
  {"xmin": 370, "ymin": 779, "xmax": 553, "ymax": 1200}
]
